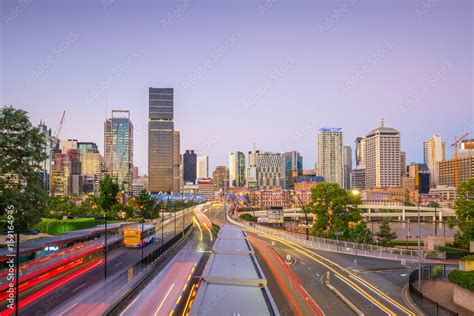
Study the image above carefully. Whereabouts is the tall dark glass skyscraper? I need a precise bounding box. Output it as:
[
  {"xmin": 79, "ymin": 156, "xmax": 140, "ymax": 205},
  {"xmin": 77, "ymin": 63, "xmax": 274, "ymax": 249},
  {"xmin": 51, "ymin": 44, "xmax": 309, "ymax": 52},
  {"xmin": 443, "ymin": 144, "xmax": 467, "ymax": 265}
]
[
  {"xmin": 183, "ymin": 150, "xmax": 197, "ymax": 184},
  {"xmin": 148, "ymin": 88, "xmax": 174, "ymax": 193}
]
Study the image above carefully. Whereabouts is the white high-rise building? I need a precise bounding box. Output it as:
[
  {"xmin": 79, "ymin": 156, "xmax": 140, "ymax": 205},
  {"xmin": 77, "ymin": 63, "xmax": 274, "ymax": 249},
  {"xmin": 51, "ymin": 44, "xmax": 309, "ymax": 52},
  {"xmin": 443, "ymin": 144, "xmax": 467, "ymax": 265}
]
[
  {"xmin": 424, "ymin": 135, "xmax": 445, "ymax": 187},
  {"xmin": 365, "ymin": 119, "xmax": 401, "ymax": 188},
  {"xmin": 196, "ymin": 156, "xmax": 209, "ymax": 179},
  {"xmin": 246, "ymin": 148, "xmax": 260, "ymax": 189},
  {"xmin": 317, "ymin": 128, "xmax": 344, "ymax": 187},
  {"xmin": 229, "ymin": 151, "xmax": 245, "ymax": 187},
  {"xmin": 256, "ymin": 152, "xmax": 282, "ymax": 189}
]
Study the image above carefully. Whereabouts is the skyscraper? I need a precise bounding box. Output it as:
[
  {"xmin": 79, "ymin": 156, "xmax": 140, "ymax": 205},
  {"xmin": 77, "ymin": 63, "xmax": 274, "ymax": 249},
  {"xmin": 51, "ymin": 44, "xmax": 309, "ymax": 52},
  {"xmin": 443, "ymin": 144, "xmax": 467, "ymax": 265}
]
[
  {"xmin": 365, "ymin": 119, "xmax": 400, "ymax": 188},
  {"xmin": 424, "ymin": 135, "xmax": 445, "ymax": 187},
  {"xmin": 104, "ymin": 110, "xmax": 134, "ymax": 193},
  {"xmin": 400, "ymin": 151, "xmax": 407, "ymax": 177},
  {"xmin": 183, "ymin": 150, "xmax": 197, "ymax": 184},
  {"xmin": 229, "ymin": 151, "xmax": 245, "ymax": 187},
  {"xmin": 257, "ymin": 152, "xmax": 282, "ymax": 189},
  {"xmin": 148, "ymin": 88, "xmax": 174, "ymax": 193},
  {"xmin": 343, "ymin": 146, "xmax": 352, "ymax": 189},
  {"xmin": 317, "ymin": 128, "xmax": 344, "ymax": 187},
  {"xmin": 173, "ymin": 131, "xmax": 181, "ymax": 193},
  {"xmin": 246, "ymin": 148, "xmax": 260, "ymax": 189},
  {"xmin": 355, "ymin": 137, "xmax": 366, "ymax": 167},
  {"xmin": 196, "ymin": 156, "xmax": 209, "ymax": 179},
  {"xmin": 38, "ymin": 121, "xmax": 54, "ymax": 194},
  {"xmin": 212, "ymin": 166, "xmax": 228, "ymax": 190},
  {"xmin": 281, "ymin": 151, "xmax": 303, "ymax": 189}
]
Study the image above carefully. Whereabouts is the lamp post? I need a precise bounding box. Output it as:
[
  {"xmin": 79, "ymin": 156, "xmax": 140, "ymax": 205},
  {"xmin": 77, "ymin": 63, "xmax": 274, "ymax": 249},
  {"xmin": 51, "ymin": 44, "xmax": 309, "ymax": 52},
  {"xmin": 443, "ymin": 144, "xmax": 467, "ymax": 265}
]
[
  {"xmin": 104, "ymin": 209, "xmax": 108, "ymax": 280},
  {"xmin": 141, "ymin": 205, "xmax": 145, "ymax": 261},
  {"xmin": 293, "ymin": 191, "xmax": 309, "ymax": 241},
  {"xmin": 406, "ymin": 194, "xmax": 423, "ymax": 291}
]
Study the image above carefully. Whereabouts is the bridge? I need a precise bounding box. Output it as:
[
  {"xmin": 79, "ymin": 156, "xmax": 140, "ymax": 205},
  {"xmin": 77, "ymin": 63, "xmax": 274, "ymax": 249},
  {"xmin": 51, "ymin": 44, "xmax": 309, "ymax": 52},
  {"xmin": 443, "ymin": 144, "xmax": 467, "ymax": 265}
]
[{"xmin": 241, "ymin": 205, "xmax": 456, "ymax": 221}]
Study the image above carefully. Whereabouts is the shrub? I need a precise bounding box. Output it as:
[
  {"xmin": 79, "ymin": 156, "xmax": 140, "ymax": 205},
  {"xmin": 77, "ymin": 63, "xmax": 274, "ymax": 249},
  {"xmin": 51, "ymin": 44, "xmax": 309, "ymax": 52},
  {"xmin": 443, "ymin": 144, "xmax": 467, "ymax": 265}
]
[
  {"xmin": 34, "ymin": 218, "xmax": 100, "ymax": 235},
  {"xmin": 448, "ymin": 270, "xmax": 474, "ymax": 291},
  {"xmin": 239, "ymin": 213, "xmax": 257, "ymax": 222},
  {"xmin": 460, "ymin": 254, "xmax": 474, "ymax": 262}
]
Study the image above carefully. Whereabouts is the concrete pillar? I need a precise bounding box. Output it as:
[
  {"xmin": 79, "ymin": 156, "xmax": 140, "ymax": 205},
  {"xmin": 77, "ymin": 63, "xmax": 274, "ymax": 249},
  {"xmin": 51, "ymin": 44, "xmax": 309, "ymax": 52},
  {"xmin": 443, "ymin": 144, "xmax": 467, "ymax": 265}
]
[
  {"xmin": 439, "ymin": 210, "xmax": 443, "ymax": 221},
  {"xmin": 402, "ymin": 209, "xmax": 405, "ymax": 221}
]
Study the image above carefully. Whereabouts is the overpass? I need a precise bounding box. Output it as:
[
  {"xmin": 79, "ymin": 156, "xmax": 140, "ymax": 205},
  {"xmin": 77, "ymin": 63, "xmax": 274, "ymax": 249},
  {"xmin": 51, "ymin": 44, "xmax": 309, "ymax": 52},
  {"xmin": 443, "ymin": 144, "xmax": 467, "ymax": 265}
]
[{"xmin": 241, "ymin": 205, "xmax": 456, "ymax": 221}]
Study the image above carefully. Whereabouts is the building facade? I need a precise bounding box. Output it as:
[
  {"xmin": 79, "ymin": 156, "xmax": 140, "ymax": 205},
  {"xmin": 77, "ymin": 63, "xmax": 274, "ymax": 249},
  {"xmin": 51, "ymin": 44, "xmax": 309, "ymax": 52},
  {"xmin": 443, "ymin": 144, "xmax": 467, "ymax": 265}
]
[
  {"xmin": 173, "ymin": 131, "xmax": 181, "ymax": 193},
  {"xmin": 197, "ymin": 156, "xmax": 209, "ymax": 179},
  {"xmin": 365, "ymin": 119, "xmax": 400, "ymax": 188},
  {"xmin": 256, "ymin": 152, "xmax": 282, "ymax": 189},
  {"xmin": 183, "ymin": 149, "xmax": 197, "ymax": 184},
  {"xmin": 212, "ymin": 166, "xmax": 228, "ymax": 190},
  {"xmin": 317, "ymin": 128, "xmax": 344, "ymax": 187},
  {"xmin": 350, "ymin": 166, "xmax": 366, "ymax": 190},
  {"xmin": 104, "ymin": 110, "xmax": 134, "ymax": 194},
  {"xmin": 281, "ymin": 151, "xmax": 303, "ymax": 189},
  {"xmin": 246, "ymin": 149, "xmax": 260, "ymax": 189},
  {"xmin": 408, "ymin": 162, "xmax": 430, "ymax": 194},
  {"xmin": 424, "ymin": 135, "xmax": 445, "ymax": 187},
  {"xmin": 439, "ymin": 156, "xmax": 474, "ymax": 187},
  {"xmin": 148, "ymin": 87, "xmax": 174, "ymax": 193},
  {"xmin": 343, "ymin": 146, "xmax": 352, "ymax": 189},
  {"xmin": 355, "ymin": 137, "xmax": 366, "ymax": 167},
  {"xmin": 229, "ymin": 151, "xmax": 245, "ymax": 187}
]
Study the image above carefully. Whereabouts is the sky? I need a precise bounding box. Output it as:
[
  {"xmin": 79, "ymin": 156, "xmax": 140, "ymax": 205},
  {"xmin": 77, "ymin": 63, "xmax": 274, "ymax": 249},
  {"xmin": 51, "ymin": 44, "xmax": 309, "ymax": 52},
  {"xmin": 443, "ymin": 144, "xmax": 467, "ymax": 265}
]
[{"xmin": 1, "ymin": 0, "xmax": 472, "ymax": 174}]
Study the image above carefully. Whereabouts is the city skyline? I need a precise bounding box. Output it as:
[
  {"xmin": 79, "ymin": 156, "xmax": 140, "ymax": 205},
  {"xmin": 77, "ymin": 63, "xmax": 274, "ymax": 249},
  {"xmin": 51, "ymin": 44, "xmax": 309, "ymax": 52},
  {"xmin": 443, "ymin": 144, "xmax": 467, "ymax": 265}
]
[{"xmin": 2, "ymin": 0, "xmax": 472, "ymax": 173}]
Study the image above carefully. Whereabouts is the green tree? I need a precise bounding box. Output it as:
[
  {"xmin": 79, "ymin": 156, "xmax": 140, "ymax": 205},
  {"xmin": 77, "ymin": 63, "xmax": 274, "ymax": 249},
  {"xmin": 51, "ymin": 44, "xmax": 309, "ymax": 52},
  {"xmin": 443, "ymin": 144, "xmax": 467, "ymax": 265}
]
[
  {"xmin": 452, "ymin": 179, "xmax": 474, "ymax": 249},
  {"xmin": 349, "ymin": 222, "xmax": 373, "ymax": 243},
  {"xmin": 98, "ymin": 174, "xmax": 120, "ymax": 219},
  {"xmin": 78, "ymin": 193, "xmax": 102, "ymax": 216},
  {"xmin": 376, "ymin": 218, "xmax": 398, "ymax": 245},
  {"xmin": 135, "ymin": 190, "xmax": 158, "ymax": 219},
  {"xmin": 308, "ymin": 183, "xmax": 365, "ymax": 240},
  {"xmin": 46, "ymin": 196, "xmax": 78, "ymax": 218},
  {"xmin": 0, "ymin": 106, "xmax": 48, "ymax": 229}
]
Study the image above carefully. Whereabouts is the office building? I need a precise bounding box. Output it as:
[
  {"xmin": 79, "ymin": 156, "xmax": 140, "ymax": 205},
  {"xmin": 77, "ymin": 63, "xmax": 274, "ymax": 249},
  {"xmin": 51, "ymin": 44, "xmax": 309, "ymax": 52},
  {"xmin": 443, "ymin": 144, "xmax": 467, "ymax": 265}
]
[
  {"xmin": 365, "ymin": 119, "xmax": 401, "ymax": 188},
  {"xmin": 183, "ymin": 150, "xmax": 197, "ymax": 184},
  {"xmin": 229, "ymin": 151, "xmax": 246, "ymax": 187},
  {"xmin": 104, "ymin": 110, "xmax": 134, "ymax": 193},
  {"xmin": 50, "ymin": 149, "xmax": 81, "ymax": 196},
  {"xmin": 212, "ymin": 166, "xmax": 228, "ymax": 190},
  {"xmin": 439, "ymin": 156, "xmax": 474, "ymax": 187},
  {"xmin": 343, "ymin": 146, "xmax": 352, "ymax": 189},
  {"xmin": 317, "ymin": 128, "xmax": 344, "ymax": 187},
  {"xmin": 408, "ymin": 162, "xmax": 430, "ymax": 194},
  {"xmin": 148, "ymin": 87, "xmax": 174, "ymax": 193},
  {"xmin": 173, "ymin": 131, "xmax": 182, "ymax": 192},
  {"xmin": 60, "ymin": 139, "xmax": 78, "ymax": 153},
  {"xmin": 38, "ymin": 121, "xmax": 55, "ymax": 194},
  {"xmin": 458, "ymin": 139, "xmax": 474, "ymax": 157},
  {"xmin": 355, "ymin": 137, "xmax": 366, "ymax": 167},
  {"xmin": 400, "ymin": 151, "xmax": 407, "ymax": 177},
  {"xmin": 197, "ymin": 156, "xmax": 209, "ymax": 179},
  {"xmin": 424, "ymin": 135, "xmax": 445, "ymax": 186},
  {"xmin": 281, "ymin": 151, "xmax": 303, "ymax": 189},
  {"xmin": 77, "ymin": 142, "xmax": 99, "ymax": 154},
  {"xmin": 351, "ymin": 166, "xmax": 366, "ymax": 190},
  {"xmin": 256, "ymin": 152, "xmax": 282, "ymax": 189},
  {"xmin": 197, "ymin": 178, "xmax": 216, "ymax": 201},
  {"xmin": 246, "ymin": 148, "xmax": 260, "ymax": 189}
]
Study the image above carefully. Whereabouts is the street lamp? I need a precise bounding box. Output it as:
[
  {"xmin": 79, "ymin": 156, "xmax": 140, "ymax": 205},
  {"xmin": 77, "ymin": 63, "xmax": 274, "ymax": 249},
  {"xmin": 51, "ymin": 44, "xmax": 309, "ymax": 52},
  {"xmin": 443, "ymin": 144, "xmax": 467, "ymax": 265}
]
[
  {"xmin": 406, "ymin": 194, "xmax": 423, "ymax": 291},
  {"xmin": 104, "ymin": 208, "xmax": 108, "ymax": 280},
  {"xmin": 293, "ymin": 191, "xmax": 309, "ymax": 241}
]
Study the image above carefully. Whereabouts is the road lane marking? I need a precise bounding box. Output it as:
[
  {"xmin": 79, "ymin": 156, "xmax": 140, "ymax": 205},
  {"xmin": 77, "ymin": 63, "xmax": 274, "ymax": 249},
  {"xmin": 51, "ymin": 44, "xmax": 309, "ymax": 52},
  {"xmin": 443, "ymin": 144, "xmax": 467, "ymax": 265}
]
[
  {"xmin": 154, "ymin": 283, "xmax": 175, "ymax": 316},
  {"xmin": 114, "ymin": 261, "xmax": 123, "ymax": 267},
  {"xmin": 72, "ymin": 283, "xmax": 87, "ymax": 292}
]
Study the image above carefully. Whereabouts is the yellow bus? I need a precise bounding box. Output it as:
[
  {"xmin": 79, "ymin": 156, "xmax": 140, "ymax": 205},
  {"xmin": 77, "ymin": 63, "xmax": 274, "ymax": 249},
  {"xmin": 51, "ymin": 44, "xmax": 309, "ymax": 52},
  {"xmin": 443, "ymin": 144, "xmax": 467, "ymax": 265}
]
[{"xmin": 123, "ymin": 224, "xmax": 156, "ymax": 248}]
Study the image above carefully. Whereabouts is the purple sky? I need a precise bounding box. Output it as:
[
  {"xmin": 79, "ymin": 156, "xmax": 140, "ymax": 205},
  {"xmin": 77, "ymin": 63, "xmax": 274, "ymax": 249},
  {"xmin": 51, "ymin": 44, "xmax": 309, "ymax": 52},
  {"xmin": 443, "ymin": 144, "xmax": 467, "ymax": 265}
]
[{"xmin": 1, "ymin": 0, "xmax": 472, "ymax": 174}]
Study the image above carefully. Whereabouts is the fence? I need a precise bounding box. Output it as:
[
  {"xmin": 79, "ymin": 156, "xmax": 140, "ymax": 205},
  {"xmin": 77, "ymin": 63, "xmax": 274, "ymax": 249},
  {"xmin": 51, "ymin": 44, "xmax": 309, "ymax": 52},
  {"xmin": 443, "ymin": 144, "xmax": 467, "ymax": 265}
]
[
  {"xmin": 228, "ymin": 215, "xmax": 445, "ymax": 262},
  {"xmin": 408, "ymin": 265, "xmax": 459, "ymax": 316}
]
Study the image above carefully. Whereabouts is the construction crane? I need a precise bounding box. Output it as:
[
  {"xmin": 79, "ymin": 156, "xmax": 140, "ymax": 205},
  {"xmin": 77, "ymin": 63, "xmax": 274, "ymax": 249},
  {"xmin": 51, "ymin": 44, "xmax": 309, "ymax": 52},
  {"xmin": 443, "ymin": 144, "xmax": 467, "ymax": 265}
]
[
  {"xmin": 49, "ymin": 110, "xmax": 66, "ymax": 196},
  {"xmin": 451, "ymin": 131, "xmax": 469, "ymax": 187},
  {"xmin": 51, "ymin": 110, "xmax": 66, "ymax": 150}
]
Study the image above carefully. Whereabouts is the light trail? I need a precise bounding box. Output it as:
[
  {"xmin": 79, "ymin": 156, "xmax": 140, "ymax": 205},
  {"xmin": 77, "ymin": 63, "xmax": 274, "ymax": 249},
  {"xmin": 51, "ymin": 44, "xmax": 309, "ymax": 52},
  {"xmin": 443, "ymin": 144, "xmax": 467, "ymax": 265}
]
[{"xmin": 154, "ymin": 283, "xmax": 175, "ymax": 316}]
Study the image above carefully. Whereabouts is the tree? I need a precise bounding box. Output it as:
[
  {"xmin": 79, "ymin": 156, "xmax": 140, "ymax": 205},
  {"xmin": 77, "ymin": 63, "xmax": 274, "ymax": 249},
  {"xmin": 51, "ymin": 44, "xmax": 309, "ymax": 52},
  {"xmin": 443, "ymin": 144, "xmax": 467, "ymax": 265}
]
[
  {"xmin": 135, "ymin": 190, "xmax": 158, "ymax": 219},
  {"xmin": 349, "ymin": 222, "xmax": 373, "ymax": 243},
  {"xmin": 376, "ymin": 218, "xmax": 397, "ymax": 245},
  {"xmin": 0, "ymin": 106, "xmax": 48, "ymax": 229},
  {"xmin": 98, "ymin": 174, "xmax": 120, "ymax": 218},
  {"xmin": 46, "ymin": 196, "xmax": 78, "ymax": 218},
  {"xmin": 78, "ymin": 193, "xmax": 102, "ymax": 216},
  {"xmin": 452, "ymin": 179, "xmax": 474, "ymax": 249},
  {"xmin": 308, "ymin": 183, "xmax": 366, "ymax": 241}
]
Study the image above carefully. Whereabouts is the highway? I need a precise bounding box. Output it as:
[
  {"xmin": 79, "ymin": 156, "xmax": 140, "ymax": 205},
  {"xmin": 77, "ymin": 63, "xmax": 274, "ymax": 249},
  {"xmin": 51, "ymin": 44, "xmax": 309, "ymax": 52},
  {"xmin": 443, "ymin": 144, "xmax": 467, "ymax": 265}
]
[
  {"xmin": 209, "ymin": 204, "xmax": 417, "ymax": 316},
  {"xmin": 118, "ymin": 229, "xmax": 212, "ymax": 316},
  {"xmin": 1, "ymin": 211, "xmax": 193, "ymax": 316}
]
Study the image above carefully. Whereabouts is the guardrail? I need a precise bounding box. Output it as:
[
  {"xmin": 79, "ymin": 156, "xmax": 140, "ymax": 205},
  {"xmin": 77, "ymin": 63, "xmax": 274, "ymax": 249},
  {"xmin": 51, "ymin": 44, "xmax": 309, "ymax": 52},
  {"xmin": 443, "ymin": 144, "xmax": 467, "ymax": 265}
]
[
  {"xmin": 227, "ymin": 215, "xmax": 442, "ymax": 262},
  {"xmin": 408, "ymin": 265, "xmax": 458, "ymax": 316}
]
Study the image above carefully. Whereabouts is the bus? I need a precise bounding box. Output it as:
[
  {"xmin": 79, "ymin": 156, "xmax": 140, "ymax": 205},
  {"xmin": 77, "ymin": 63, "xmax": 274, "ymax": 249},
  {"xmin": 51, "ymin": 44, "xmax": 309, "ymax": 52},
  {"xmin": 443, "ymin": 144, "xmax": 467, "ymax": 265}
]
[{"xmin": 123, "ymin": 224, "xmax": 156, "ymax": 248}]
